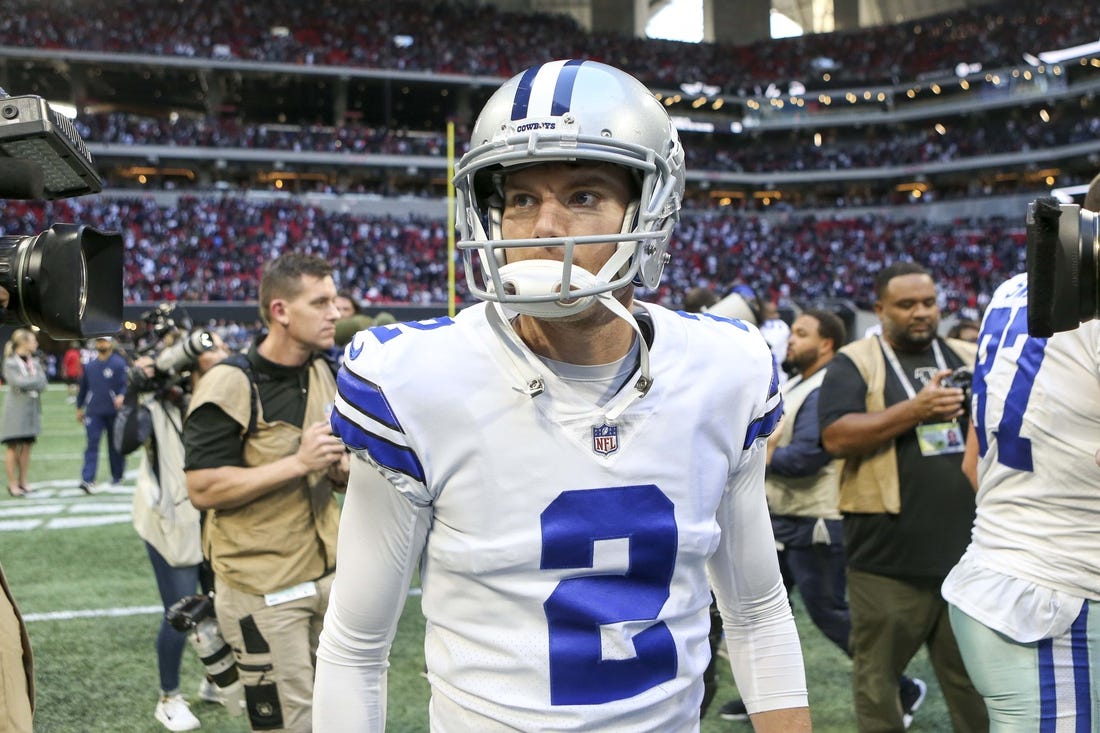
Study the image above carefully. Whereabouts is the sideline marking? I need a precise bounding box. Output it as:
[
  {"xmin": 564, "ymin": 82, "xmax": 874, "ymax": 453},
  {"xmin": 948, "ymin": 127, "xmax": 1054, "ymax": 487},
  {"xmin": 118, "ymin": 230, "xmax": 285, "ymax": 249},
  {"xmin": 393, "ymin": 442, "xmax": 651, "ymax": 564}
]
[
  {"xmin": 23, "ymin": 588, "xmax": 424, "ymax": 623},
  {"xmin": 23, "ymin": 605, "xmax": 163, "ymax": 622}
]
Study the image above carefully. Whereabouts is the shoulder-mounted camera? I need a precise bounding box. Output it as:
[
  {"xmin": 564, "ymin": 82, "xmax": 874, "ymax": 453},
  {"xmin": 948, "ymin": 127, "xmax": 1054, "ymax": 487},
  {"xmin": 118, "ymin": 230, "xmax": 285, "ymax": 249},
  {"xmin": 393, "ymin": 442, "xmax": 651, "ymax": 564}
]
[{"xmin": 0, "ymin": 89, "xmax": 122, "ymax": 338}]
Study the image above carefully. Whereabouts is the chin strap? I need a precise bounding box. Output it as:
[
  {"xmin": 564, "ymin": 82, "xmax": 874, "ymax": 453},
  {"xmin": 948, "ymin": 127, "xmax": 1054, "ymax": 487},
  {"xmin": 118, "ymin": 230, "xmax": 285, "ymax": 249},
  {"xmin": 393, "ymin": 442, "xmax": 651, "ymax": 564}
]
[
  {"xmin": 489, "ymin": 242, "xmax": 636, "ymax": 319},
  {"xmin": 485, "ymin": 291, "xmax": 652, "ymax": 422},
  {"xmin": 599, "ymin": 295, "xmax": 652, "ymax": 421}
]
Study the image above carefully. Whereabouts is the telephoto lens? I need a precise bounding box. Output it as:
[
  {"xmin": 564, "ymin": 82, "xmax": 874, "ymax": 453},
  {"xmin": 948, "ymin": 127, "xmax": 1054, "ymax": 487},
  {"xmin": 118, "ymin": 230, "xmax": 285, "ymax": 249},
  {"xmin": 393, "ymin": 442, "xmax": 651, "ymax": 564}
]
[
  {"xmin": 165, "ymin": 594, "xmax": 245, "ymax": 717},
  {"xmin": 155, "ymin": 330, "xmax": 217, "ymax": 375}
]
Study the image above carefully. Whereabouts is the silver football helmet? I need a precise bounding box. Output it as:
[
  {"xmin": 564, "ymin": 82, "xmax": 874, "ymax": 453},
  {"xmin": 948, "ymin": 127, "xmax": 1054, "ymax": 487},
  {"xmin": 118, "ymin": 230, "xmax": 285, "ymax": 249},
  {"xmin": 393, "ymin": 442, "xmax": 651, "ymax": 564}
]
[{"xmin": 454, "ymin": 59, "xmax": 685, "ymax": 319}]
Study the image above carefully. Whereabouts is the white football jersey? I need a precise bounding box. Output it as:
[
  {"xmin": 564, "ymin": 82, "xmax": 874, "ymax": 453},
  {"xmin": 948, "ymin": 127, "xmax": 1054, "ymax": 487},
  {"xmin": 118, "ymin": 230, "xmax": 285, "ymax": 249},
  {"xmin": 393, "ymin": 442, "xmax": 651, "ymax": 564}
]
[
  {"xmin": 944, "ymin": 274, "xmax": 1100, "ymax": 638},
  {"xmin": 329, "ymin": 301, "xmax": 789, "ymax": 732}
]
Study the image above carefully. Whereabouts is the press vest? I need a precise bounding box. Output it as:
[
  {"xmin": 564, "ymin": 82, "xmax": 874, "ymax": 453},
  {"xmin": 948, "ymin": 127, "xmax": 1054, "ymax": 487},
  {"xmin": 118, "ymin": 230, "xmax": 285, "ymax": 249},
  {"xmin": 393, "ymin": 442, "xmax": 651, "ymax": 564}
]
[
  {"xmin": 765, "ymin": 369, "xmax": 841, "ymax": 519},
  {"xmin": 187, "ymin": 356, "xmax": 339, "ymax": 595},
  {"xmin": 835, "ymin": 336, "xmax": 977, "ymax": 514}
]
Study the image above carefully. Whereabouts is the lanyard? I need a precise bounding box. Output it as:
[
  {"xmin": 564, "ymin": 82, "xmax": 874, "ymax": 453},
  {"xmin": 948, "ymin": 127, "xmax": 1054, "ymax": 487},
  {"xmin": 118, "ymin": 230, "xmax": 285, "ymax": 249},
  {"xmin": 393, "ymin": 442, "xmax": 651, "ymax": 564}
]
[{"xmin": 877, "ymin": 334, "xmax": 947, "ymax": 400}]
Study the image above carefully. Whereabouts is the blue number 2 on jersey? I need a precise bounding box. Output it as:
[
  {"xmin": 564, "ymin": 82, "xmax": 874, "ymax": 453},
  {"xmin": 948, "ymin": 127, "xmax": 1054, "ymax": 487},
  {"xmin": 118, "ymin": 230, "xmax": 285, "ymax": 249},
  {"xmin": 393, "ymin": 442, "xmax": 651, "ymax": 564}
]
[
  {"xmin": 540, "ymin": 485, "xmax": 678, "ymax": 705},
  {"xmin": 972, "ymin": 305, "xmax": 1048, "ymax": 471}
]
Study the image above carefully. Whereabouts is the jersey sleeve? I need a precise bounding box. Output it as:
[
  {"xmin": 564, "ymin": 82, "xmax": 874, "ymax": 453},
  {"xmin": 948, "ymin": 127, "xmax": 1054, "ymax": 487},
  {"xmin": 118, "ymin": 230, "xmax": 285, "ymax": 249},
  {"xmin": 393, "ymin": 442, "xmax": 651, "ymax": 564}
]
[
  {"xmin": 329, "ymin": 330, "xmax": 431, "ymax": 506},
  {"xmin": 708, "ymin": 445, "xmax": 808, "ymax": 714},
  {"xmin": 314, "ymin": 456, "xmax": 433, "ymax": 732},
  {"xmin": 736, "ymin": 329, "xmax": 784, "ymax": 467}
]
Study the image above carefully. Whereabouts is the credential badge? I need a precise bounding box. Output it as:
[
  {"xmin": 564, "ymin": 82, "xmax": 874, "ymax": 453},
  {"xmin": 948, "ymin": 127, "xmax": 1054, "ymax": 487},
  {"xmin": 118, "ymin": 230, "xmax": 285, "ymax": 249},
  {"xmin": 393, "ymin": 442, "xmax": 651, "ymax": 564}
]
[{"xmin": 592, "ymin": 423, "xmax": 619, "ymax": 456}]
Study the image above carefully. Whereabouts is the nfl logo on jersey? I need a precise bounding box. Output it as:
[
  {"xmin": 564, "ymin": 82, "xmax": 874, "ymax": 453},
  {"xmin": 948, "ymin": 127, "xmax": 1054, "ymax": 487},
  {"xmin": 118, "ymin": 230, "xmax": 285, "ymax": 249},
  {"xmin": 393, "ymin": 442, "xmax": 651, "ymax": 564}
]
[{"xmin": 592, "ymin": 423, "xmax": 619, "ymax": 456}]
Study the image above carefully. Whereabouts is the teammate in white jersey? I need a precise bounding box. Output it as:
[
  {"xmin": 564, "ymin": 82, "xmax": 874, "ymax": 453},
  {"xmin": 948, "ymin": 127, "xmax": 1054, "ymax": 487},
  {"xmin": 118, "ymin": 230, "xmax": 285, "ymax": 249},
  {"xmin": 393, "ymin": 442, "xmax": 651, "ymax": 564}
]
[
  {"xmin": 942, "ymin": 177, "xmax": 1100, "ymax": 730},
  {"xmin": 313, "ymin": 60, "xmax": 810, "ymax": 732}
]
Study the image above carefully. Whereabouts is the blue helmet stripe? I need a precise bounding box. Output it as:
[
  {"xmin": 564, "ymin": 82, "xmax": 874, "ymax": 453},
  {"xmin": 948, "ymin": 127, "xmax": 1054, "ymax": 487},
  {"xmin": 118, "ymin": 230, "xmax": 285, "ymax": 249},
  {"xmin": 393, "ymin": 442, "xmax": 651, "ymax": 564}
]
[
  {"xmin": 511, "ymin": 64, "xmax": 543, "ymax": 121},
  {"xmin": 550, "ymin": 59, "xmax": 585, "ymax": 116}
]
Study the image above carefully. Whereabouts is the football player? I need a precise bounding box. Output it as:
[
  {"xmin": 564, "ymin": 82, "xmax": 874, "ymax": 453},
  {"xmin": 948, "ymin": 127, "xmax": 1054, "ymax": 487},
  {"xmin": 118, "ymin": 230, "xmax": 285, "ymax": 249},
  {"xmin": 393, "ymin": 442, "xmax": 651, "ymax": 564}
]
[
  {"xmin": 314, "ymin": 60, "xmax": 810, "ymax": 733},
  {"xmin": 942, "ymin": 176, "xmax": 1100, "ymax": 731}
]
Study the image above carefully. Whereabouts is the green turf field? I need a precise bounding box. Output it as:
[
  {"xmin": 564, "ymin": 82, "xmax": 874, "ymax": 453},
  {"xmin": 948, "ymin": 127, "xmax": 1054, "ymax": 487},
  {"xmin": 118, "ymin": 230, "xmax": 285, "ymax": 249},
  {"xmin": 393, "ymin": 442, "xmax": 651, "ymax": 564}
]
[{"xmin": 1, "ymin": 386, "xmax": 954, "ymax": 732}]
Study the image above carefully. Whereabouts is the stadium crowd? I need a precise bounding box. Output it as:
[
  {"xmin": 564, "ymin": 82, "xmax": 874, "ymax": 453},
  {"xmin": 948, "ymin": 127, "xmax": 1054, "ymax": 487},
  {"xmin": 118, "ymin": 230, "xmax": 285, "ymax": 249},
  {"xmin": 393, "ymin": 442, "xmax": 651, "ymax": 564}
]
[
  {"xmin": 2, "ymin": 0, "xmax": 1099, "ymax": 92},
  {"xmin": 0, "ymin": 196, "xmax": 1015, "ymax": 320},
  {"xmin": 75, "ymin": 104, "xmax": 1100, "ymax": 175}
]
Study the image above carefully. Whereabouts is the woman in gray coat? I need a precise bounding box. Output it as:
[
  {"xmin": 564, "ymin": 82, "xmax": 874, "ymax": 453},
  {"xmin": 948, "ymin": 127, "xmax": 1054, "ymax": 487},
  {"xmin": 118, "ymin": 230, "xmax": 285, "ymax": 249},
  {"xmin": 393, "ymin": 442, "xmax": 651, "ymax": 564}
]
[{"xmin": 2, "ymin": 329, "xmax": 48, "ymax": 497}]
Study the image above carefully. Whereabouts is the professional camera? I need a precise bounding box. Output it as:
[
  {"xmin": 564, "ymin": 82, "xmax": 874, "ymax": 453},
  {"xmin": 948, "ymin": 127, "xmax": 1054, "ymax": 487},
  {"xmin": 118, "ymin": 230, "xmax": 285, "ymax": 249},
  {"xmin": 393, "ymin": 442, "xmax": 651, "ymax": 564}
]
[
  {"xmin": 130, "ymin": 304, "xmax": 218, "ymax": 402},
  {"xmin": 165, "ymin": 594, "xmax": 245, "ymax": 716},
  {"xmin": 0, "ymin": 89, "xmax": 123, "ymax": 338},
  {"xmin": 1025, "ymin": 196, "xmax": 1099, "ymax": 337},
  {"xmin": 942, "ymin": 366, "xmax": 973, "ymax": 414}
]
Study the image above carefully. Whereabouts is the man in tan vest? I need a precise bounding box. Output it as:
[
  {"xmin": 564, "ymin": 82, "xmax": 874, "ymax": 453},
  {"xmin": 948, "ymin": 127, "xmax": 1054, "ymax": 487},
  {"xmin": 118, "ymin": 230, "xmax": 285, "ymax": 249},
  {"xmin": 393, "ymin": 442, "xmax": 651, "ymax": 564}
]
[
  {"xmin": 184, "ymin": 252, "xmax": 349, "ymax": 733},
  {"xmin": 819, "ymin": 262, "xmax": 987, "ymax": 733},
  {"xmin": 721, "ymin": 309, "xmax": 926, "ymax": 725}
]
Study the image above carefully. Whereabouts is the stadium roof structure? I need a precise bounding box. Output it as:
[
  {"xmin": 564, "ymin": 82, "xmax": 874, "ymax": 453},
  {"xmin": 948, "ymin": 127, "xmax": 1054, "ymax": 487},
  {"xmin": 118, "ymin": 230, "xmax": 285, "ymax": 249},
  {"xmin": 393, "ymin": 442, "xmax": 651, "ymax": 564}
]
[{"xmin": 507, "ymin": 0, "xmax": 991, "ymax": 40}]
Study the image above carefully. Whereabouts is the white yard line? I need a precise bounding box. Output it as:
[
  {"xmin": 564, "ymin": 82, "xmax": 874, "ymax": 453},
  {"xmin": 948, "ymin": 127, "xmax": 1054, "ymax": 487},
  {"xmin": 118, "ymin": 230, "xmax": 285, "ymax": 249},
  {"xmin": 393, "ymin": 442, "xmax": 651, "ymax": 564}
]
[{"xmin": 23, "ymin": 588, "xmax": 423, "ymax": 623}]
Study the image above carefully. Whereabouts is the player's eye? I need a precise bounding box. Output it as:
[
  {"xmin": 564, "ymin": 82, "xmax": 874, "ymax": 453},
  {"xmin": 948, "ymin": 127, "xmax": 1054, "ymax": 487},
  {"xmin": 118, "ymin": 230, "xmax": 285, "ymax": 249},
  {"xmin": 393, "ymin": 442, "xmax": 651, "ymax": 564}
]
[{"xmin": 505, "ymin": 192, "xmax": 536, "ymax": 209}]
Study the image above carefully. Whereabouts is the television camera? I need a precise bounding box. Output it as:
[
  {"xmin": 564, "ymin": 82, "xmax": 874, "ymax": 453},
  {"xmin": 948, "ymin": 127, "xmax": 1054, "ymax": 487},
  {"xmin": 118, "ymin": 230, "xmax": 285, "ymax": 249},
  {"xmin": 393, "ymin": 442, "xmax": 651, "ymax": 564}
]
[
  {"xmin": 0, "ymin": 88, "xmax": 122, "ymax": 338},
  {"xmin": 1026, "ymin": 197, "xmax": 1099, "ymax": 337}
]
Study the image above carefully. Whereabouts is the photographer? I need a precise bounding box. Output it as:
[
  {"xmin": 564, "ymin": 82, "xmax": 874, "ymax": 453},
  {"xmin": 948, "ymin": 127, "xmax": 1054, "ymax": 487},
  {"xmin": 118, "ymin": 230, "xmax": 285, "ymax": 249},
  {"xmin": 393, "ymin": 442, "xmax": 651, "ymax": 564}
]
[
  {"xmin": 184, "ymin": 253, "xmax": 346, "ymax": 733},
  {"xmin": 818, "ymin": 262, "xmax": 986, "ymax": 732},
  {"xmin": 117, "ymin": 325, "xmax": 229, "ymax": 732}
]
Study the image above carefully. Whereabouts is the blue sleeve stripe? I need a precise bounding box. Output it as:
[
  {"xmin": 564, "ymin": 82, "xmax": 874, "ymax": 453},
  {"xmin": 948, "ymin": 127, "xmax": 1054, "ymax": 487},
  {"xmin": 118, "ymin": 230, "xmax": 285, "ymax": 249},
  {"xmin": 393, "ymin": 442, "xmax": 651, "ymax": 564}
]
[
  {"xmin": 768, "ymin": 357, "xmax": 781, "ymax": 398},
  {"xmin": 331, "ymin": 411, "xmax": 425, "ymax": 484},
  {"xmin": 744, "ymin": 399, "xmax": 784, "ymax": 450},
  {"xmin": 336, "ymin": 367, "xmax": 402, "ymax": 432}
]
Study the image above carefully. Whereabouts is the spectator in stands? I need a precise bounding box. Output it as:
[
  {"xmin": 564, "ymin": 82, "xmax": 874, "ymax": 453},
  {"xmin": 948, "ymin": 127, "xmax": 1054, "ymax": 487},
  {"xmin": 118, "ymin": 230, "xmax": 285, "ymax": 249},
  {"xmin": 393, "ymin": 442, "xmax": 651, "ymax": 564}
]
[
  {"xmin": 0, "ymin": 197, "xmax": 1032, "ymax": 314},
  {"xmin": 947, "ymin": 319, "xmax": 980, "ymax": 343},
  {"xmin": 76, "ymin": 336, "xmax": 128, "ymax": 494}
]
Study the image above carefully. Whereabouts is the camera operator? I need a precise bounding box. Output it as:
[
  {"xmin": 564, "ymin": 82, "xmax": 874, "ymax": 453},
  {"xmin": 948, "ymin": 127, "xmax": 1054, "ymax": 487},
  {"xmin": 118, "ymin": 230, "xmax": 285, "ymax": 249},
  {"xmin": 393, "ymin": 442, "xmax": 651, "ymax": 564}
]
[
  {"xmin": 0, "ymin": 296, "xmax": 32, "ymax": 733},
  {"xmin": 116, "ymin": 323, "xmax": 230, "ymax": 731},
  {"xmin": 942, "ymin": 172, "xmax": 1100, "ymax": 729},
  {"xmin": 1, "ymin": 86, "xmax": 124, "ymax": 733},
  {"xmin": 0, "ymin": 285, "xmax": 33, "ymax": 733}
]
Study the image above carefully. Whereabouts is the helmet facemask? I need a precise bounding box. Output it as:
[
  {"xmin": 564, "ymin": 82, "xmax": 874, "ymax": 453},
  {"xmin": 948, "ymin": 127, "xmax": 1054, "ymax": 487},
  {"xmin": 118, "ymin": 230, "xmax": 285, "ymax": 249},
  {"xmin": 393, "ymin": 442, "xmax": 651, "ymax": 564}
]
[{"xmin": 454, "ymin": 60, "xmax": 685, "ymax": 320}]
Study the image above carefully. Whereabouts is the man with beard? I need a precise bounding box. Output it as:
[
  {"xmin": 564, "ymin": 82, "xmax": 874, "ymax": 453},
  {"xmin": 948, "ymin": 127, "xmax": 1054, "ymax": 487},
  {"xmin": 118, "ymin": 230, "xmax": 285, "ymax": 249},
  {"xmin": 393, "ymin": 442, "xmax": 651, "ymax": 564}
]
[
  {"xmin": 819, "ymin": 262, "xmax": 988, "ymax": 733},
  {"xmin": 721, "ymin": 308, "xmax": 927, "ymax": 727}
]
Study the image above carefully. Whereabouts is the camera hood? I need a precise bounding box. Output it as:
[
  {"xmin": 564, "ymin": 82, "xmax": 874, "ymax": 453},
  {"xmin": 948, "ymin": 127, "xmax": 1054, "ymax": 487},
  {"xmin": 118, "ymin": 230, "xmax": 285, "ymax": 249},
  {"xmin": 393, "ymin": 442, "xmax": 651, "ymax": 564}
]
[{"xmin": 0, "ymin": 222, "xmax": 124, "ymax": 338}]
